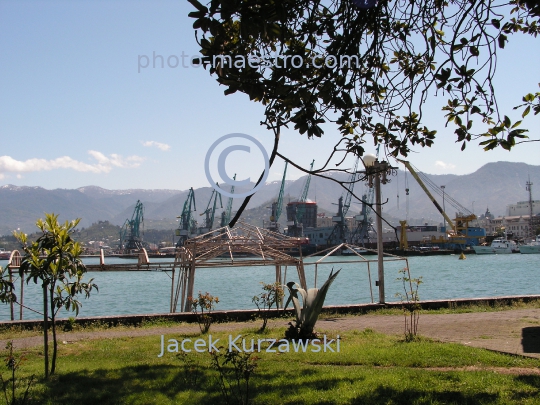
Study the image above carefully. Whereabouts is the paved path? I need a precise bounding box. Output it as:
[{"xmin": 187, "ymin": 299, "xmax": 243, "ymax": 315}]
[{"xmin": 2, "ymin": 308, "xmax": 540, "ymax": 358}]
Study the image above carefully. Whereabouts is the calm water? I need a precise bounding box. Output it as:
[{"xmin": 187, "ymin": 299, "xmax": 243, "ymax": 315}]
[{"xmin": 1, "ymin": 254, "xmax": 538, "ymax": 321}]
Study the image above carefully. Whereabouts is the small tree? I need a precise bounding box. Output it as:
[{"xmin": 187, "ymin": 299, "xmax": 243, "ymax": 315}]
[
  {"xmin": 14, "ymin": 213, "xmax": 97, "ymax": 378},
  {"xmin": 252, "ymin": 282, "xmax": 284, "ymax": 332},
  {"xmin": 210, "ymin": 348, "xmax": 258, "ymax": 405},
  {"xmin": 190, "ymin": 291, "xmax": 219, "ymax": 334},
  {"xmin": 0, "ymin": 341, "xmax": 35, "ymax": 405},
  {"xmin": 395, "ymin": 267, "xmax": 423, "ymax": 342}
]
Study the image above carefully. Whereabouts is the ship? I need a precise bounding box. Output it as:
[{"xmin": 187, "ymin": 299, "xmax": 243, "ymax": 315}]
[
  {"xmin": 520, "ymin": 236, "xmax": 540, "ymax": 254},
  {"xmin": 472, "ymin": 237, "xmax": 519, "ymax": 254}
]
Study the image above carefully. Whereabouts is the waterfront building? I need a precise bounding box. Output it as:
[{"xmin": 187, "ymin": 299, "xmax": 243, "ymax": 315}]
[
  {"xmin": 507, "ymin": 200, "xmax": 540, "ymax": 216},
  {"xmin": 483, "ymin": 214, "xmax": 540, "ymax": 239}
]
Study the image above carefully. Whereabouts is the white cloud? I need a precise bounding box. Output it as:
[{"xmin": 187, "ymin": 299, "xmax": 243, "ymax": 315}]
[
  {"xmin": 0, "ymin": 151, "xmax": 145, "ymax": 175},
  {"xmin": 435, "ymin": 160, "xmax": 456, "ymax": 170},
  {"xmin": 141, "ymin": 140, "xmax": 171, "ymax": 151}
]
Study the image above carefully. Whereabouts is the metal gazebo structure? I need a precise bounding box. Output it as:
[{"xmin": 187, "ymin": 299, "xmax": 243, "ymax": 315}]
[{"xmin": 171, "ymin": 222, "xmax": 307, "ymax": 312}]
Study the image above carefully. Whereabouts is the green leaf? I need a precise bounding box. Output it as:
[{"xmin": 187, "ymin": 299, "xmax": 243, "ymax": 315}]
[
  {"xmin": 498, "ymin": 34, "xmax": 507, "ymax": 49},
  {"xmin": 522, "ymin": 105, "xmax": 531, "ymax": 118},
  {"xmin": 187, "ymin": 0, "xmax": 208, "ymax": 13}
]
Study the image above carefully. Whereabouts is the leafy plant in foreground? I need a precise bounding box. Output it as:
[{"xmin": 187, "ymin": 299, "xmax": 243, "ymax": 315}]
[
  {"xmin": 284, "ymin": 269, "xmax": 340, "ymax": 339},
  {"xmin": 176, "ymin": 351, "xmax": 203, "ymax": 387},
  {"xmin": 14, "ymin": 213, "xmax": 98, "ymax": 378},
  {"xmin": 190, "ymin": 291, "xmax": 219, "ymax": 334},
  {"xmin": 0, "ymin": 341, "xmax": 35, "ymax": 405},
  {"xmin": 396, "ymin": 267, "xmax": 423, "ymax": 342},
  {"xmin": 210, "ymin": 348, "xmax": 258, "ymax": 405},
  {"xmin": 0, "ymin": 267, "xmax": 15, "ymax": 305},
  {"xmin": 252, "ymin": 281, "xmax": 284, "ymax": 332}
]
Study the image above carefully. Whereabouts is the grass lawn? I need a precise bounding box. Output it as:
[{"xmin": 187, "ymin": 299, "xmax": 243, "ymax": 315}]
[{"xmin": 2, "ymin": 327, "xmax": 540, "ymax": 404}]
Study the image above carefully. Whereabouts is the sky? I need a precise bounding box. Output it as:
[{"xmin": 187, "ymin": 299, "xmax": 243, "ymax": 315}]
[{"xmin": 0, "ymin": 0, "xmax": 539, "ymax": 192}]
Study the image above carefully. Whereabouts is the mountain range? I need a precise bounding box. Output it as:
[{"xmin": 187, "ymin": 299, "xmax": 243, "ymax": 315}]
[{"xmin": 0, "ymin": 161, "xmax": 538, "ymax": 236}]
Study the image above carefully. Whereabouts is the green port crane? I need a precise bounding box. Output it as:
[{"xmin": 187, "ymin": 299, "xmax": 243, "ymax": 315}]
[
  {"xmin": 176, "ymin": 187, "xmax": 196, "ymax": 247},
  {"xmin": 268, "ymin": 162, "xmax": 288, "ymax": 232},
  {"xmin": 220, "ymin": 174, "xmax": 236, "ymax": 227},
  {"xmin": 350, "ymin": 146, "xmax": 380, "ymax": 246},
  {"xmin": 327, "ymin": 157, "xmax": 360, "ymax": 245},
  {"xmin": 119, "ymin": 200, "xmax": 144, "ymax": 252},
  {"xmin": 200, "ymin": 186, "xmax": 223, "ymax": 233},
  {"xmin": 295, "ymin": 159, "xmax": 315, "ymax": 224},
  {"xmin": 287, "ymin": 160, "xmax": 314, "ymax": 237}
]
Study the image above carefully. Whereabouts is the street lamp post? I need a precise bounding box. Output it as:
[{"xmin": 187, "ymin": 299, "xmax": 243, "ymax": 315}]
[
  {"xmin": 441, "ymin": 185, "xmax": 446, "ymax": 230},
  {"xmin": 362, "ymin": 154, "xmax": 396, "ymax": 304}
]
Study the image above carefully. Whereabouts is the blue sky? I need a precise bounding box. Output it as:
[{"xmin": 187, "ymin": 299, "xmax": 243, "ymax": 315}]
[{"xmin": 0, "ymin": 0, "xmax": 539, "ymax": 192}]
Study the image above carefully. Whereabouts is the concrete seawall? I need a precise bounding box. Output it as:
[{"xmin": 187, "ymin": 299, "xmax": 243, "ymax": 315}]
[{"xmin": 2, "ymin": 294, "xmax": 539, "ymax": 330}]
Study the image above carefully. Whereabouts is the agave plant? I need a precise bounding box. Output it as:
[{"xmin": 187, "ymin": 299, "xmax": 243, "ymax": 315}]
[{"xmin": 284, "ymin": 268, "xmax": 340, "ymax": 339}]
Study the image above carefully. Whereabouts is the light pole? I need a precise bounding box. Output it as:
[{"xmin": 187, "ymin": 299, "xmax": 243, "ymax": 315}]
[
  {"xmin": 362, "ymin": 154, "xmax": 395, "ymax": 304},
  {"xmin": 441, "ymin": 185, "xmax": 446, "ymax": 230}
]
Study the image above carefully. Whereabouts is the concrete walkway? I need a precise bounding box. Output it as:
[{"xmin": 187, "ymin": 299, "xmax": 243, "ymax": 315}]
[{"xmin": 2, "ymin": 308, "xmax": 540, "ymax": 358}]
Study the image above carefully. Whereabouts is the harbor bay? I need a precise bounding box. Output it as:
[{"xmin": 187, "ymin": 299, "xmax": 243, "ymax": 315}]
[{"xmin": 1, "ymin": 254, "xmax": 538, "ymax": 321}]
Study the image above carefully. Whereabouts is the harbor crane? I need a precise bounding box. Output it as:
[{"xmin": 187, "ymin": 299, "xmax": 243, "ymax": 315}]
[
  {"xmin": 175, "ymin": 187, "xmax": 196, "ymax": 247},
  {"xmin": 220, "ymin": 174, "xmax": 236, "ymax": 227},
  {"xmin": 268, "ymin": 162, "xmax": 288, "ymax": 233},
  {"xmin": 287, "ymin": 159, "xmax": 314, "ymax": 237},
  {"xmin": 199, "ymin": 186, "xmax": 223, "ymax": 234},
  {"xmin": 327, "ymin": 157, "xmax": 360, "ymax": 245},
  {"xmin": 349, "ymin": 193, "xmax": 377, "ymax": 246},
  {"xmin": 397, "ymin": 159, "xmax": 485, "ymax": 248},
  {"xmin": 350, "ymin": 146, "xmax": 380, "ymax": 246},
  {"xmin": 119, "ymin": 200, "xmax": 144, "ymax": 252}
]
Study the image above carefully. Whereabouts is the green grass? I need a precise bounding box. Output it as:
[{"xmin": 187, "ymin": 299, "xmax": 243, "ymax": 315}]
[{"xmin": 2, "ymin": 327, "xmax": 540, "ymax": 404}]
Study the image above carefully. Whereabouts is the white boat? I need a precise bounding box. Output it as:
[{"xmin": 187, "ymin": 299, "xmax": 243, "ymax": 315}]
[
  {"xmin": 473, "ymin": 237, "xmax": 518, "ymax": 254},
  {"xmin": 0, "ymin": 248, "xmax": 11, "ymax": 260},
  {"xmin": 342, "ymin": 247, "xmax": 368, "ymax": 255},
  {"xmin": 520, "ymin": 236, "xmax": 540, "ymax": 254}
]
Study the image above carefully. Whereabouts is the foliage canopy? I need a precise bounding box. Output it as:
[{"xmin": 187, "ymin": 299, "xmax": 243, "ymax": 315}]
[{"xmin": 189, "ymin": 0, "xmax": 539, "ymax": 158}]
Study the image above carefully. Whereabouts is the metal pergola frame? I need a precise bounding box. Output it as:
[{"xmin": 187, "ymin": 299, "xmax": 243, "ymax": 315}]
[
  {"xmin": 303, "ymin": 243, "xmax": 409, "ymax": 303},
  {"xmin": 171, "ymin": 222, "xmax": 308, "ymax": 312}
]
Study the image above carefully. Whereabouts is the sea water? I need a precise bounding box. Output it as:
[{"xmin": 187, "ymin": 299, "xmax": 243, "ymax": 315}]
[{"xmin": 1, "ymin": 254, "xmax": 538, "ymax": 321}]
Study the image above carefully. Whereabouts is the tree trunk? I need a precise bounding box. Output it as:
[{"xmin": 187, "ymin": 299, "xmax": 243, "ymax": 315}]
[
  {"xmin": 50, "ymin": 284, "xmax": 57, "ymax": 375},
  {"xmin": 43, "ymin": 284, "xmax": 49, "ymax": 378}
]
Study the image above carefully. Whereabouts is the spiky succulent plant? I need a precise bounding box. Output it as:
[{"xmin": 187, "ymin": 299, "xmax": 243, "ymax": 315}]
[{"xmin": 284, "ymin": 269, "xmax": 340, "ymax": 338}]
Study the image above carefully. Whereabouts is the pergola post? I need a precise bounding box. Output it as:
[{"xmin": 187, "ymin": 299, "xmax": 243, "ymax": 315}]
[{"xmin": 184, "ymin": 243, "xmax": 197, "ymax": 312}]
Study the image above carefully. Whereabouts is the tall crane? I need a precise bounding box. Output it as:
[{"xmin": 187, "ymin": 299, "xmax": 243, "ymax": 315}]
[
  {"xmin": 119, "ymin": 200, "xmax": 144, "ymax": 252},
  {"xmin": 526, "ymin": 176, "xmax": 534, "ymax": 239},
  {"xmin": 220, "ymin": 174, "xmax": 236, "ymax": 227},
  {"xmin": 176, "ymin": 188, "xmax": 196, "ymax": 247},
  {"xmin": 296, "ymin": 159, "xmax": 315, "ymax": 225},
  {"xmin": 199, "ymin": 186, "xmax": 223, "ymax": 234},
  {"xmin": 350, "ymin": 146, "xmax": 379, "ymax": 246},
  {"xmin": 286, "ymin": 160, "xmax": 315, "ymax": 237},
  {"xmin": 327, "ymin": 157, "xmax": 360, "ymax": 245},
  {"xmin": 268, "ymin": 162, "xmax": 288, "ymax": 232},
  {"xmin": 397, "ymin": 159, "xmax": 484, "ymax": 248},
  {"xmin": 397, "ymin": 159, "xmax": 455, "ymax": 228},
  {"xmin": 350, "ymin": 193, "xmax": 376, "ymax": 246}
]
